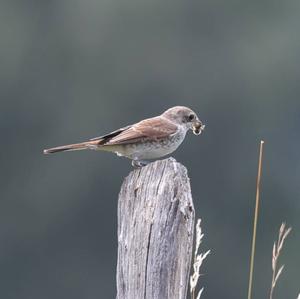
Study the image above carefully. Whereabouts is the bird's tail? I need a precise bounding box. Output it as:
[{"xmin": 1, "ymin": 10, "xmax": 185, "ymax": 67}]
[{"xmin": 43, "ymin": 140, "xmax": 99, "ymax": 154}]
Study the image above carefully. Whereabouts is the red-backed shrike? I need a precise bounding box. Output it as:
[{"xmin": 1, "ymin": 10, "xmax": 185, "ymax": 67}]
[{"xmin": 44, "ymin": 106, "xmax": 205, "ymax": 167}]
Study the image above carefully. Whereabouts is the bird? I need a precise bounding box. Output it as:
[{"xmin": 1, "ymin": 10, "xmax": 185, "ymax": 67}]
[{"xmin": 43, "ymin": 106, "xmax": 205, "ymax": 167}]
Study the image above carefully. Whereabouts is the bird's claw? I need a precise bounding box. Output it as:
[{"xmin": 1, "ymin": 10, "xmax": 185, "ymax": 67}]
[{"xmin": 132, "ymin": 160, "xmax": 150, "ymax": 168}]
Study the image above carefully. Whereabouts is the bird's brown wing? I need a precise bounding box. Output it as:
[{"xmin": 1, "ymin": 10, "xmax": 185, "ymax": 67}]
[
  {"xmin": 89, "ymin": 125, "xmax": 132, "ymax": 144},
  {"xmin": 102, "ymin": 116, "xmax": 178, "ymax": 145}
]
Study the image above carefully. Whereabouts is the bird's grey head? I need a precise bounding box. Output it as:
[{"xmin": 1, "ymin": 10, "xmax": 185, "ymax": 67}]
[{"xmin": 162, "ymin": 106, "xmax": 205, "ymax": 135}]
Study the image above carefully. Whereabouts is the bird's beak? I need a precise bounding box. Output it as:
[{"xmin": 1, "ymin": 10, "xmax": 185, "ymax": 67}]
[{"xmin": 192, "ymin": 120, "xmax": 205, "ymax": 135}]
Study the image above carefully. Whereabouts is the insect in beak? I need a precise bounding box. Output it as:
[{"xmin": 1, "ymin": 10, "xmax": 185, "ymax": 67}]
[{"xmin": 192, "ymin": 121, "xmax": 205, "ymax": 135}]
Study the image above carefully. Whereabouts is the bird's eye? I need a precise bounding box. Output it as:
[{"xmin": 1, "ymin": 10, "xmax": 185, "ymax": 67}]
[{"xmin": 188, "ymin": 114, "xmax": 195, "ymax": 121}]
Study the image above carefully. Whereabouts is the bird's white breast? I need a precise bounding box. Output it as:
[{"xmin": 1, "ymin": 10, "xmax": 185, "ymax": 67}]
[{"xmin": 119, "ymin": 127, "xmax": 187, "ymax": 160}]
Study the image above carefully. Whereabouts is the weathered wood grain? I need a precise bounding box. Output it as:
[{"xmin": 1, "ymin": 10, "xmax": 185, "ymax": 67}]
[{"xmin": 116, "ymin": 158, "xmax": 195, "ymax": 299}]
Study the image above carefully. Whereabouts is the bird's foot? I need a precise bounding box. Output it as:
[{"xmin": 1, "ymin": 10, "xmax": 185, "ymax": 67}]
[{"xmin": 132, "ymin": 160, "xmax": 150, "ymax": 168}]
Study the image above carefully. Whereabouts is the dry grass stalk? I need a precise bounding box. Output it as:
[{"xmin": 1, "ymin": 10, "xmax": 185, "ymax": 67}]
[
  {"xmin": 190, "ymin": 219, "xmax": 210, "ymax": 299},
  {"xmin": 248, "ymin": 140, "xmax": 265, "ymax": 299},
  {"xmin": 269, "ymin": 222, "xmax": 292, "ymax": 299}
]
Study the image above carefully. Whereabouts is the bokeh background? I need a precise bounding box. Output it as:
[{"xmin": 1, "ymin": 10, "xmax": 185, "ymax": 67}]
[{"xmin": 1, "ymin": 0, "xmax": 300, "ymax": 298}]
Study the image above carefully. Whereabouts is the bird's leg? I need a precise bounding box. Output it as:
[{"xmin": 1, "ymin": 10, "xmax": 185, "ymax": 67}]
[
  {"xmin": 132, "ymin": 160, "xmax": 142, "ymax": 168},
  {"xmin": 131, "ymin": 159, "xmax": 150, "ymax": 168}
]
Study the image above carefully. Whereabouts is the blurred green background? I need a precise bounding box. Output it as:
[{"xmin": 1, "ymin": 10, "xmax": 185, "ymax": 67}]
[{"xmin": 1, "ymin": 0, "xmax": 299, "ymax": 298}]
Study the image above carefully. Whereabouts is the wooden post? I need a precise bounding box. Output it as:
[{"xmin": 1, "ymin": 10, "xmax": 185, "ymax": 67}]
[{"xmin": 116, "ymin": 158, "xmax": 195, "ymax": 299}]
